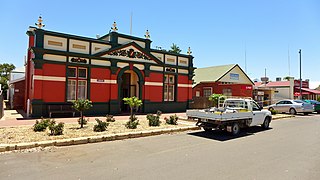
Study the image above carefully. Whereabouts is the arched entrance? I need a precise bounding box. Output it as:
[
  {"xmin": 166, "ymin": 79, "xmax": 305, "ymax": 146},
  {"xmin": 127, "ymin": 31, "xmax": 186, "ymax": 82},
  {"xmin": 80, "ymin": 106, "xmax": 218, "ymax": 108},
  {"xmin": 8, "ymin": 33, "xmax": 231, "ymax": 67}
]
[{"xmin": 117, "ymin": 67, "xmax": 143, "ymax": 112}]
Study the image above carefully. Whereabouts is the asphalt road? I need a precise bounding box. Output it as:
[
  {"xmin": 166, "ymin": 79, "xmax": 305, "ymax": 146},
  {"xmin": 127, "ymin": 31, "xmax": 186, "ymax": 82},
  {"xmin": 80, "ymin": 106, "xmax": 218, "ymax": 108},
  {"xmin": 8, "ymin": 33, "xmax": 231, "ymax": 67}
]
[{"xmin": 1, "ymin": 115, "xmax": 320, "ymax": 180}]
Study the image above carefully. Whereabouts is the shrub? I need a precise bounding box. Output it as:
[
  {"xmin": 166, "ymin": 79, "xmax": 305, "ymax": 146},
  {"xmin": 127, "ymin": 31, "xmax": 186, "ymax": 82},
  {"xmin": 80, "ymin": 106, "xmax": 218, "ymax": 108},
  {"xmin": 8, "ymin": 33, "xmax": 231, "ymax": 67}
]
[
  {"xmin": 33, "ymin": 118, "xmax": 51, "ymax": 132},
  {"xmin": 126, "ymin": 115, "xmax": 139, "ymax": 129},
  {"xmin": 208, "ymin": 94, "xmax": 225, "ymax": 107},
  {"xmin": 78, "ymin": 117, "xmax": 89, "ymax": 125},
  {"xmin": 93, "ymin": 118, "xmax": 109, "ymax": 132},
  {"xmin": 72, "ymin": 99, "xmax": 93, "ymax": 128},
  {"xmin": 165, "ymin": 114, "xmax": 178, "ymax": 125},
  {"xmin": 147, "ymin": 111, "xmax": 162, "ymax": 126},
  {"xmin": 106, "ymin": 114, "xmax": 115, "ymax": 122},
  {"xmin": 48, "ymin": 120, "xmax": 64, "ymax": 136},
  {"xmin": 270, "ymin": 109, "xmax": 278, "ymax": 115}
]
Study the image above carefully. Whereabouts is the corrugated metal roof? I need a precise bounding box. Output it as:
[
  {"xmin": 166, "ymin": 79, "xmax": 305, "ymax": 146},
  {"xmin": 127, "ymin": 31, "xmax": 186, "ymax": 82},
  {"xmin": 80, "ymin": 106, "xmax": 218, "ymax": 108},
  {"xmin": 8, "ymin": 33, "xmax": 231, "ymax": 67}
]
[
  {"xmin": 193, "ymin": 64, "xmax": 236, "ymax": 85},
  {"xmin": 255, "ymin": 81, "xmax": 290, "ymax": 87}
]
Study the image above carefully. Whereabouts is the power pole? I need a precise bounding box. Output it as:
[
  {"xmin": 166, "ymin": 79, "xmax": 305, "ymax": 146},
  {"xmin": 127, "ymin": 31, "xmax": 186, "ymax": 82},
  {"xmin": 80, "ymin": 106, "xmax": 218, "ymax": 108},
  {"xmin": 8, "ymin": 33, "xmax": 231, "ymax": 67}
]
[{"xmin": 299, "ymin": 49, "xmax": 302, "ymax": 100}]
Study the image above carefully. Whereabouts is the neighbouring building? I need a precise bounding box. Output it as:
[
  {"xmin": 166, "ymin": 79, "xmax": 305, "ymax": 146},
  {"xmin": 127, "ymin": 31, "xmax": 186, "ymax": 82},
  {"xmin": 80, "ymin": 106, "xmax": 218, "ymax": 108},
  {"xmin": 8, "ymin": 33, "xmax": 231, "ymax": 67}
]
[
  {"xmin": 191, "ymin": 64, "xmax": 254, "ymax": 108},
  {"xmin": 24, "ymin": 19, "xmax": 194, "ymax": 117},
  {"xmin": 254, "ymin": 78, "xmax": 320, "ymax": 102},
  {"xmin": 8, "ymin": 67, "xmax": 25, "ymax": 110}
]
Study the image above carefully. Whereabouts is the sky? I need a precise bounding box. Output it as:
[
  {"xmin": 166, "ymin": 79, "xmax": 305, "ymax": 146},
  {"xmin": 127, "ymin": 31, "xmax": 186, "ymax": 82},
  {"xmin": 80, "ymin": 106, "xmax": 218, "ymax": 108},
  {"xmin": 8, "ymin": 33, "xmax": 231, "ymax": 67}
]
[{"xmin": 0, "ymin": 0, "xmax": 319, "ymax": 88}]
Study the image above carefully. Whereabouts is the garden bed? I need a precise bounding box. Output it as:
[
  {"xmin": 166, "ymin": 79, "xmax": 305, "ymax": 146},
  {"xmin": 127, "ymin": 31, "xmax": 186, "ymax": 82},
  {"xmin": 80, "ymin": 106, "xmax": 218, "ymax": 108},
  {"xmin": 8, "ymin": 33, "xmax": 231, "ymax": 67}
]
[{"xmin": 0, "ymin": 119, "xmax": 188, "ymax": 144}]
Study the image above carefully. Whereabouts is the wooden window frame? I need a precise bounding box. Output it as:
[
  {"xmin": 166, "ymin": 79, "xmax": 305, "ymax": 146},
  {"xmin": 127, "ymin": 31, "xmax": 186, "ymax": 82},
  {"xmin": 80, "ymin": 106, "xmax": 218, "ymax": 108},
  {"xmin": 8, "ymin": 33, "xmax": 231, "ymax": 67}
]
[
  {"xmin": 203, "ymin": 87, "xmax": 212, "ymax": 97},
  {"xmin": 164, "ymin": 74, "xmax": 175, "ymax": 102},
  {"xmin": 67, "ymin": 66, "xmax": 88, "ymax": 101}
]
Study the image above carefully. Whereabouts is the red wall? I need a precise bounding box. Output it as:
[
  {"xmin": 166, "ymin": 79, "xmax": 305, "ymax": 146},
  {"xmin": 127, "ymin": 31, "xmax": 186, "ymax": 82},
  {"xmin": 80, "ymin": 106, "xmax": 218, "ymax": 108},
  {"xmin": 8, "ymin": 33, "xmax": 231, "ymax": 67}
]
[
  {"xmin": 24, "ymin": 35, "xmax": 34, "ymax": 111},
  {"xmin": 177, "ymin": 75, "xmax": 189, "ymax": 102},
  {"xmin": 193, "ymin": 82, "xmax": 253, "ymax": 98},
  {"xmin": 145, "ymin": 72, "xmax": 163, "ymax": 102},
  {"xmin": 90, "ymin": 68, "xmax": 111, "ymax": 102},
  {"xmin": 40, "ymin": 64, "xmax": 66, "ymax": 102}
]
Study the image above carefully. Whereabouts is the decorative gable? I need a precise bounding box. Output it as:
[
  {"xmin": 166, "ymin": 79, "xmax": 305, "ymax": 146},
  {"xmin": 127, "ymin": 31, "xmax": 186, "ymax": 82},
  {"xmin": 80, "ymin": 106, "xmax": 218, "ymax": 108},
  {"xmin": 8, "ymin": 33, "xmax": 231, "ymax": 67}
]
[
  {"xmin": 106, "ymin": 45, "xmax": 151, "ymax": 60},
  {"xmin": 97, "ymin": 42, "xmax": 162, "ymax": 64}
]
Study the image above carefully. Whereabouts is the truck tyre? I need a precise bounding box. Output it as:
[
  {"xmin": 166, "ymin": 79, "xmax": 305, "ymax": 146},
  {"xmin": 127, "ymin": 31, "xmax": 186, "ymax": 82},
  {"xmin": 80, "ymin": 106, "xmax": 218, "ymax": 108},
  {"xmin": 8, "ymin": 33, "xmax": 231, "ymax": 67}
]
[
  {"xmin": 203, "ymin": 127, "xmax": 213, "ymax": 132},
  {"xmin": 231, "ymin": 123, "xmax": 240, "ymax": 135},
  {"xmin": 289, "ymin": 108, "xmax": 296, "ymax": 115},
  {"xmin": 261, "ymin": 117, "xmax": 270, "ymax": 129}
]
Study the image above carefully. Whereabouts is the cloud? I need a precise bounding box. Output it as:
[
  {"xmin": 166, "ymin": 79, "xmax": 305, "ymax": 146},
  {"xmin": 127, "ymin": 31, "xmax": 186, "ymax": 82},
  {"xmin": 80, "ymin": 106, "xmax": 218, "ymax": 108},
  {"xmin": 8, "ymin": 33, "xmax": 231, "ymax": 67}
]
[{"xmin": 309, "ymin": 81, "xmax": 320, "ymax": 89}]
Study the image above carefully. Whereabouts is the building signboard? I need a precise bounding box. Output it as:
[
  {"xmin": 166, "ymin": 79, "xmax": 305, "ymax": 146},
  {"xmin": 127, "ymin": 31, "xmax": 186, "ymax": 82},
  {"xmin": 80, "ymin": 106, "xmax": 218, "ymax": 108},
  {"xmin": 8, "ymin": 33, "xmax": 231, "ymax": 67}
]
[
  {"xmin": 294, "ymin": 80, "xmax": 309, "ymax": 88},
  {"xmin": 230, "ymin": 73, "xmax": 239, "ymax": 80}
]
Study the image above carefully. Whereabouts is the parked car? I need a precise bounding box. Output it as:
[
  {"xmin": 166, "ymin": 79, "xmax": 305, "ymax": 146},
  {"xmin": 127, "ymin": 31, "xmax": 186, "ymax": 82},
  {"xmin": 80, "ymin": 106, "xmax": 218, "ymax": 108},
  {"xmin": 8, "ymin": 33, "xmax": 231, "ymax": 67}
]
[
  {"xmin": 268, "ymin": 99, "xmax": 314, "ymax": 115},
  {"xmin": 303, "ymin": 100, "xmax": 320, "ymax": 114}
]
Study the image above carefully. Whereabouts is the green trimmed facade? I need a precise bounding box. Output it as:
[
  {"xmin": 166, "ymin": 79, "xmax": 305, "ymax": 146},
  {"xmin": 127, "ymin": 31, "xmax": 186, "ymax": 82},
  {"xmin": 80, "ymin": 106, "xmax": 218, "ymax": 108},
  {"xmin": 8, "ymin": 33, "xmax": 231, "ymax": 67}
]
[{"xmin": 24, "ymin": 26, "xmax": 195, "ymax": 117}]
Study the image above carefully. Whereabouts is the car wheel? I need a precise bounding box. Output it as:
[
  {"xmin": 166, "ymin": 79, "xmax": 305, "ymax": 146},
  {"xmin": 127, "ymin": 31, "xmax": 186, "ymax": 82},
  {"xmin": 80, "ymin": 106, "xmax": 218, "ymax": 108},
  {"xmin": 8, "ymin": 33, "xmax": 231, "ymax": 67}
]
[
  {"xmin": 261, "ymin": 117, "xmax": 270, "ymax": 129},
  {"xmin": 289, "ymin": 108, "xmax": 296, "ymax": 115},
  {"xmin": 231, "ymin": 123, "xmax": 240, "ymax": 136},
  {"xmin": 203, "ymin": 127, "xmax": 212, "ymax": 132},
  {"xmin": 268, "ymin": 107, "xmax": 274, "ymax": 111},
  {"xmin": 303, "ymin": 112, "xmax": 309, "ymax": 115},
  {"xmin": 317, "ymin": 111, "xmax": 320, "ymax": 114}
]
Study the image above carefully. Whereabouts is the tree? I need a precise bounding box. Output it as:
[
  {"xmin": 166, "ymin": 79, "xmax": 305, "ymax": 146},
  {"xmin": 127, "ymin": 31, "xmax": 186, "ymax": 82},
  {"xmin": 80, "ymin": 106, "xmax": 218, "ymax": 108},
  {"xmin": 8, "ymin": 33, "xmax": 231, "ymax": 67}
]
[
  {"xmin": 208, "ymin": 94, "xmax": 225, "ymax": 107},
  {"xmin": 72, "ymin": 99, "xmax": 93, "ymax": 128},
  {"xmin": 0, "ymin": 63, "xmax": 16, "ymax": 95},
  {"xmin": 123, "ymin": 96, "xmax": 142, "ymax": 121},
  {"xmin": 283, "ymin": 76, "xmax": 293, "ymax": 81},
  {"xmin": 168, "ymin": 43, "xmax": 182, "ymax": 54}
]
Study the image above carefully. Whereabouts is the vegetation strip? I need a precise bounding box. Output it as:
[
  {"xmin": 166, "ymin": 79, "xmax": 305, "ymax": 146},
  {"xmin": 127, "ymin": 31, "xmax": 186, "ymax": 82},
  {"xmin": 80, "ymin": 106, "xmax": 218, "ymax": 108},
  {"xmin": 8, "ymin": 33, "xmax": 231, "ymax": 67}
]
[{"xmin": 0, "ymin": 126, "xmax": 200, "ymax": 153}]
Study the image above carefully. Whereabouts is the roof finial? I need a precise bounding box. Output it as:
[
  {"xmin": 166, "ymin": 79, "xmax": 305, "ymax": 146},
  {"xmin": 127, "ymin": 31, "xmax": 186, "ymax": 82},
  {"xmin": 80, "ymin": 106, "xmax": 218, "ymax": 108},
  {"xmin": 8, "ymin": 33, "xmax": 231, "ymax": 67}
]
[
  {"xmin": 111, "ymin": 21, "xmax": 118, "ymax": 32},
  {"xmin": 187, "ymin": 47, "xmax": 192, "ymax": 55},
  {"xmin": 35, "ymin": 15, "xmax": 45, "ymax": 29},
  {"xmin": 144, "ymin": 29, "xmax": 150, "ymax": 39}
]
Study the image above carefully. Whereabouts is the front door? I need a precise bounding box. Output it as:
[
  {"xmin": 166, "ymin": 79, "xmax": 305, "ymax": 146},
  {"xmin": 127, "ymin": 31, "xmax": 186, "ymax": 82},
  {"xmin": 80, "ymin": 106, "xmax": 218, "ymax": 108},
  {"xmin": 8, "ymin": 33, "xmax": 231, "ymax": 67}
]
[
  {"xmin": 121, "ymin": 73, "xmax": 131, "ymax": 112},
  {"xmin": 251, "ymin": 101, "xmax": 265, "ymax": 126}
]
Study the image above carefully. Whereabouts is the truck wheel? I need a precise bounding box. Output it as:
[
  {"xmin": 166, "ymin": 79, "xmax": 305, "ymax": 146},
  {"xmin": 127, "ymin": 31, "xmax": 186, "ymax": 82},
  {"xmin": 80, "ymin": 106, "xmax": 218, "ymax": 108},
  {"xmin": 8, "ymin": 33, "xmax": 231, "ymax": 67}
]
[
  {"xmin": 289, "ymin": 108, "xmax": 296, "ymax": 115},
  {"xmin": 203, "ymin": 127, "xmax": 212, "ymax": 132},
  {"xmin": 261, "ymin": 117, "xmax": 270, "ymax": 129},
  {"xmin": 231, "ymin": 123, "xmax": 240, "ymax": 135}
]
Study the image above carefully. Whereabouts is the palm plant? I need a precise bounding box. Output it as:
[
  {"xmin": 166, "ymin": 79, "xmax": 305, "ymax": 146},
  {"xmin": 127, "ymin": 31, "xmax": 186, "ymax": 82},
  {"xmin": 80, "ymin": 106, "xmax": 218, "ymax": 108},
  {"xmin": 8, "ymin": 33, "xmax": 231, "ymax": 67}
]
[{"xmin": 169, "ymin": 43, "xmax": 182, "ymax": 54}]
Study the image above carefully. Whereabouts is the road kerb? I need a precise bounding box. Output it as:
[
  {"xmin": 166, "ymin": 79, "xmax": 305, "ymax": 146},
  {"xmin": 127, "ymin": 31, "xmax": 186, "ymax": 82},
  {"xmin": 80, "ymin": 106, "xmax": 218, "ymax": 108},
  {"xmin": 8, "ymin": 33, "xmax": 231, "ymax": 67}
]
[
  {"xmin": 16, "ymin": 143, "xmax": 36, "ymax": 150},
  {"xmin": 35, "ymin": 141, "xmax": 56, "ymax": 148},
  {"xmin": 0, "ymin": 146, "xmax": 6, "ymax": 152},
  {"xmin": 272, "ymin": 115, "xmax": 295, "ymax": 120}
]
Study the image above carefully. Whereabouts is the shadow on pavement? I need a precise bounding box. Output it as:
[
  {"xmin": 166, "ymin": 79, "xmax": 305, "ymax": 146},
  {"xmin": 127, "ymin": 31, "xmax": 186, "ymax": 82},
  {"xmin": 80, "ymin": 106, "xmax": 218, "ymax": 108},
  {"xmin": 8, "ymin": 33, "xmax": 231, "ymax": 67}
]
[{"xmin": 188, "ymin": 126, "xmax": 273, "ymax": 142}]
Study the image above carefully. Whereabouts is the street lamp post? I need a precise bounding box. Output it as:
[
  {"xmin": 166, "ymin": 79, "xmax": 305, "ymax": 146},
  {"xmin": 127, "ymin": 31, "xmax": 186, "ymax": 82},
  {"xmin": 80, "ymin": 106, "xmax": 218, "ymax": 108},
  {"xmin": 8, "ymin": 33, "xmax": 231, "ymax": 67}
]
[{"xmin": 299, "ymin": 49, "xmax": 302, "ymax": 100}]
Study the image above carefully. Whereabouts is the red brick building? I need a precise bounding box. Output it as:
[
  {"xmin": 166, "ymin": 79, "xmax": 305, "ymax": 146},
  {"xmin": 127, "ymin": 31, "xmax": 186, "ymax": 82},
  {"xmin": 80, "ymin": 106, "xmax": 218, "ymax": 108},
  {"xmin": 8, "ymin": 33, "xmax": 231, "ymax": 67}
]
[
  {"xmin": 193, "ymin": 64, "xmax": 254, "ymax": 98},
  {"xmin": 24, "ymin": 24, "xmax": 195, "ymax": 117}
]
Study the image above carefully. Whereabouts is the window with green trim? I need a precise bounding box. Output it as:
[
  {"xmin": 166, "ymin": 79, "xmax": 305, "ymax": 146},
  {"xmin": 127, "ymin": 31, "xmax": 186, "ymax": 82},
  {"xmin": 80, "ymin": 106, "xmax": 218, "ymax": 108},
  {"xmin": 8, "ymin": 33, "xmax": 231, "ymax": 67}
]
[
  {"xmin": 67, "ymin": 67, "xmax": 87, "ymax": 101},
  {"xmin": 164, "ymin": 74, "xmax": 175, "ymax": 101}
]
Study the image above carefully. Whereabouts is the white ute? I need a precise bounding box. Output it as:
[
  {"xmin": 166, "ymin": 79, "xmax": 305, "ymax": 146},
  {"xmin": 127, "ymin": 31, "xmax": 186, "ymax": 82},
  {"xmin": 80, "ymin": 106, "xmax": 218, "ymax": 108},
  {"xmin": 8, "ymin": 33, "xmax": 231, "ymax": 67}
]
[{"xmin": 187, "ymin": 98, "xmax": 272, "ymax": 135}]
